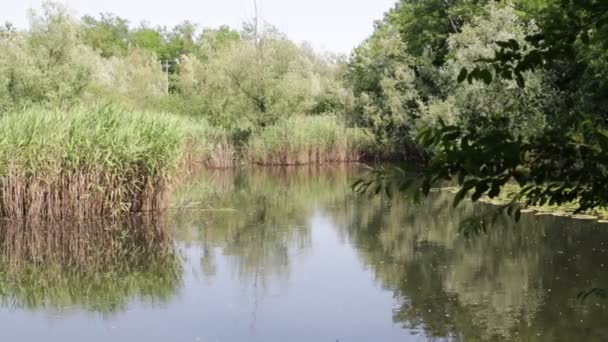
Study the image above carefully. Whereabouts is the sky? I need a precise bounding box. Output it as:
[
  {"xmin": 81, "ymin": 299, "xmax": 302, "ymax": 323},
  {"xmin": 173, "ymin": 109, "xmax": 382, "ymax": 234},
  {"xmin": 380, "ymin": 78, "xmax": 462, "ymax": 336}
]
[{"xmin": 2, "ymin": 0, "xmax": 397, "ymax": 54}]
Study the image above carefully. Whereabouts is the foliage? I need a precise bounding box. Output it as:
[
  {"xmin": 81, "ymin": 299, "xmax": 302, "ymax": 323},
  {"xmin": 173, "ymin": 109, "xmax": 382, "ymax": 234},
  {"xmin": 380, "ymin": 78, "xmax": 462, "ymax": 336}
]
[
  {"xmin": 425, "ymin": 4, "xmax": 553, "ymax": 139},
  {"xmin": 0, "ymin": 2, "xmax": 98, "ymax": 113},
  {"xmin": 173, "ymin": 28, "xmax": 338, "ymax": 133},
  {"xmin": 415, "ymin": 0, "xmax": 608, "ymax": 218},
  {"xmin": 349, "ymin": 0, "xmax": 608, "ymax": 223},
  {"xmin": 82, "ymin": 12, "xmax": 130, "ymax": 57},
  {"xmin": 246, "ymin": 116, "xmax": 372, "ymax": 165},
  {"xmin": 91, "ymin": 48, "xmax": 167, "ymax": 106},
  {"xmin": 0, "ymin": 1, "xmax": 355, "ymax": 167},
  {"xmin": 344, "ymin": 1, "xmax": 514, "ymax": 160},
  {"xmin": 345, "ymin": 24, "xmax": 424, "ymax": 160}
]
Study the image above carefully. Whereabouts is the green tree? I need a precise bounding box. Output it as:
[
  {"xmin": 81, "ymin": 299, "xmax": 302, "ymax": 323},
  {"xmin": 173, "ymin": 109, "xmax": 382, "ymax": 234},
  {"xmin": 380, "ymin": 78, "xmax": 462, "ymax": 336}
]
[
  {"xmin": 345, "ymin": 24, "xmax": 424, "ymax": 160},
  {"xmin": 197, "ymin": 25, "xmax": 241, "ymax": 59},
  {"xmin": 81, "ymin": 12, "xmax": 130, "ymax": 57},
  {"xmin": 174, "ymin": 23, "xmax": 333, "ymax": 133},
  {"xmin": 0, "ymin": 1, "xmax": 98, "ymax": 113},
  {"xmin": 353, "ymin": 0, "xmax": 608, "ymax": 223},
  {"xmin": 130, "ymin": 25, "xmax": 164, "ymax": 56},
  {"xmin": 412, "ymin": 0, "xmax": 608, "ymax": 218}
]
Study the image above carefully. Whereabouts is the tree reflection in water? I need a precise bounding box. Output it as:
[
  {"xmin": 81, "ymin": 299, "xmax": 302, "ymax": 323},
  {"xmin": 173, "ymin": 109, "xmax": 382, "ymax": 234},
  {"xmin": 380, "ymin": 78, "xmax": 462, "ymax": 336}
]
[
  {"xmin": 334, "ymin": 191, "xmax": 608, "ymax": 341},
  {"xmin": 174, "ymin": 167, "xmax": 608, "ymax": 341},
  {"xmin": 6, "ymin": 167, "xmax": 606, "ymax": 339}
]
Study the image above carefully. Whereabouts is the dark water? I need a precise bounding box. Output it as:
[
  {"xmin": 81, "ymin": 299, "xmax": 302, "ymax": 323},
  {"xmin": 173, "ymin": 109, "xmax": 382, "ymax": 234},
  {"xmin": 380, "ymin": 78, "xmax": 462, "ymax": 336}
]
[{"xmin": 1, "ymin": 167, "xmax": 607, "ymax": 341}]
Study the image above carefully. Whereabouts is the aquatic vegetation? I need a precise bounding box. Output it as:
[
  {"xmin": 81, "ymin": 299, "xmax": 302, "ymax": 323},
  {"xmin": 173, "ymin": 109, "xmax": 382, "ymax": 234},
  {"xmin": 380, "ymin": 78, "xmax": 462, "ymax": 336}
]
[
  {"xmin": 180, "ymin": 120, "xmax": 237, "ymax": 170},
  {"xmin": 0, "ymin": 105, "xmax": 198, "ymax": 220},
  {"xmin": 246, "ymin": 116, "xmax": 373, "ymax": 165}
]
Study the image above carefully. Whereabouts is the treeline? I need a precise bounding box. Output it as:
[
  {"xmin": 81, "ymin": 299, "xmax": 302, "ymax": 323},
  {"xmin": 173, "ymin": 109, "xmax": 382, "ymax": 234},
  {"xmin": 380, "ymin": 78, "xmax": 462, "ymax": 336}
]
[
  {"xmin": 0, "ymin": 2, "xmax": 368, "ymax": 166},
  {"xmin": 4, "ymin": 1, "xmax": 577, "ymax": 165},
  {"xmin": 3, "ymin": 0, "xmax": 605, "ymax": 219}
]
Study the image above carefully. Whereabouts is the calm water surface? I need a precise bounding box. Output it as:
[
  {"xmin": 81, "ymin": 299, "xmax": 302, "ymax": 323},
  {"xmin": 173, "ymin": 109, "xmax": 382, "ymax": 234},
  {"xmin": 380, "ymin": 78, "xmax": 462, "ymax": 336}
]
[{"xmin": 0, "ymin": 167, "xmax": 607, "ymax": 341}]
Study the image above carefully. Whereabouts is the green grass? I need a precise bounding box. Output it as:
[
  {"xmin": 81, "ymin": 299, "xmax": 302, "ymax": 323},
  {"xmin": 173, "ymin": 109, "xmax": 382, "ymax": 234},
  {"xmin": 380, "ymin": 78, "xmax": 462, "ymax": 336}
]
[{"xmin": 246, "ymin": 115, "xmax": 373, "ymax": 165}]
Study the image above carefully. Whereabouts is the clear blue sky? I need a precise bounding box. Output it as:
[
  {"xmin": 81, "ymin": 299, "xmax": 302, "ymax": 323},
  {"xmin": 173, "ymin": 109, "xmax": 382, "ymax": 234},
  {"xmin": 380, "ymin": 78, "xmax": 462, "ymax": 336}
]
[{"xmin": 3, "ymin": 0, "xmax": 397, "ymax": 54}]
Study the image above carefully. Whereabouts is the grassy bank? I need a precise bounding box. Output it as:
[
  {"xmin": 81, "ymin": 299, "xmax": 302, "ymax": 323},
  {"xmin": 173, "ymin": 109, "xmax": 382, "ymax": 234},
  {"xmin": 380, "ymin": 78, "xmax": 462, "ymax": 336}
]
[
  {"xmin": 246, "ymin": 116, "xmax": 372, "ymax": 166},
  {"xmin": 179, "ymin": 119, "xmax": 236, "ymax": 170}
]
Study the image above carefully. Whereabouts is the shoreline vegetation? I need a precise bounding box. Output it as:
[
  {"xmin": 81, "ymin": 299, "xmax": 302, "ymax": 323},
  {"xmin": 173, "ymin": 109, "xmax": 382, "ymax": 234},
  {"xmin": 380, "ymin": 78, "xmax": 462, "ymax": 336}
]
[
  {"xmin": 3, "ymin": 1, "xmax": 606, "ymax": 222},
  {"xmin": 0, "ymin": 104, "xmax": 371, "ymax": 221},
  {"xmin": 0, "ymin": 2, "xmax": 375, "ymax": 220},
  {"xmin": 441, "ymin": 186, "xmax": 608, "ymax": 223}
]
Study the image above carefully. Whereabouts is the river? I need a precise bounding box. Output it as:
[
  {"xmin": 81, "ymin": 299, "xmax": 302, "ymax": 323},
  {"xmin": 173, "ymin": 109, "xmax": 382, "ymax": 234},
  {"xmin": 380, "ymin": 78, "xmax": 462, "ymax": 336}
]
[{"xmin": 0, "ymin": 166, "xmax": 606, "ymax": 341}]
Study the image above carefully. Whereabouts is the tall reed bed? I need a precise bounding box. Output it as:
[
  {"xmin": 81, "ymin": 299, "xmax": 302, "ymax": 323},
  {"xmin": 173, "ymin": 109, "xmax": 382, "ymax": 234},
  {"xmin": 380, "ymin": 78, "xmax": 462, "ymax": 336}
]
[
  {"xmin": 179, "ymin": 119, "xmax": 237, "ymax": 170},
  {"xmin": 0, "ymin": 105, "xmax": 190, "ymax": 221},
  {"xmin": 246, "ymin": 116, "xmax": 372, "ymax": 165}
]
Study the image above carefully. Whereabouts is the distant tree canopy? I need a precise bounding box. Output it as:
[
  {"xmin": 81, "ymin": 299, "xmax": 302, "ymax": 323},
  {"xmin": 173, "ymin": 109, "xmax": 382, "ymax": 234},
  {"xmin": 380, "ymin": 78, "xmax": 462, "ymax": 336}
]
[{"xmin": 0, "ymin": 1, "xmax": 349, "ymax": 144}]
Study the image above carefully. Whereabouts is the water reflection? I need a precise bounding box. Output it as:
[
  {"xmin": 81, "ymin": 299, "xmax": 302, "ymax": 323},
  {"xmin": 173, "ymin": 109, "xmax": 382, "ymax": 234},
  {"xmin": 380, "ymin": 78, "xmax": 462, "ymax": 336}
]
[
  {"xmin": 172, "ymin": 167, "xmax": 354, "ymax": 287},
  {"xmin": 333, "ymin": 191, "xmax": 608, "ymax": 341},
  {"xmin": 2, "ymin": 167, "xmax": 608, "ymax": 341},
  {"xmin": 0, "ymin": 216, "xmax": 180, "ymax": 314},
  {"xmin": 176, "ymin": 168, "xmax": 608, "ymax": 341}
]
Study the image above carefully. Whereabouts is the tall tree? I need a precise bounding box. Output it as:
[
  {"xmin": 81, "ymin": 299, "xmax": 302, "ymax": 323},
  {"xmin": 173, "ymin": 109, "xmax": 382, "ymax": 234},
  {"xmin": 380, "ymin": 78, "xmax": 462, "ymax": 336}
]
[{"xmin": 81, "ymin": 13, "xmax": 130, "ymax": 57}]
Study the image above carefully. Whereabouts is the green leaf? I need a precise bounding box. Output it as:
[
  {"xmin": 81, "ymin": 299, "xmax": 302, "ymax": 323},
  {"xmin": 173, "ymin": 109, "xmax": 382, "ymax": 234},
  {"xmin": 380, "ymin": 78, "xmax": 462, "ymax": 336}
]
[
  {"xmin": 457, "ymin": 68, "xmax": 468, "ymax": 83},
  {"xmin": 453, "ymin": 187, "xmax": 468, "ymax": 208},
  {"xmin": 581, "ymin": 31, "xmax": 590, "ymax": 44},
  {"xmin": 480, "ymin": 69, "xmax": 493, "ymax": 85},
  {"xmin": 496, "ymin": 41, "xmax": 511, "ymax": 49},
  {"xmin": 515, "ymin": 72, "xmax": 525, "ymax": 88},
  {"xmin": 488, "ymin": 182, "xmax": 501, "ymax": 198},
  {"xmin": 471, "ymin": 183, "xmax": 489, "ymax": 202}
]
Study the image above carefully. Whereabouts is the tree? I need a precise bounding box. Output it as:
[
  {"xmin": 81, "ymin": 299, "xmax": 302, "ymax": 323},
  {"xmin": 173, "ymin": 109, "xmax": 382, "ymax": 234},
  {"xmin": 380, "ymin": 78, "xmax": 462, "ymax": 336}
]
[
  {"xmin": 81, "ymin": 13, "xmax": 130, "ymax": 57},
  {"xmin": 161, "ymin": 21, "xmax": 198, "ymax": 72},
  {"xmin": 174, "ymin": 23, "xmax": 332, "ymax": 133},
  {"xmin": 197, "ymin": 25, "xmax": 240, "ymax": 60},
  {"xmin": 0, "ymin": 1, "xmax": 98, "ymax": 113},
  {"xmin": 424, "ymin": 4, "xmax": 554, "ymax": 140},
  {"xmin": 130, "ymin": 25, "xmax": 164, "ymax": 56},
  {"xmin": 355, "ymin": 0, "xmax": 608, "ymax": 227},
  {"xmin": 345, "ymin": 24, "xmax": 424, "ymax": 161}
]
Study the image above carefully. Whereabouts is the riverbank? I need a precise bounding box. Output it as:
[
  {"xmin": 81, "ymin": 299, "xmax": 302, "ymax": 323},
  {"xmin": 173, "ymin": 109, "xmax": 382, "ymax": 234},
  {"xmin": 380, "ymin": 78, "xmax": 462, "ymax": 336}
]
[
  {"xmin": 443, "ymin": 185, "xmax": 608, "ymax": 223},
  {"xmin": 0, "ymin": 105, "xmax": 371, "ymax": 221}
]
